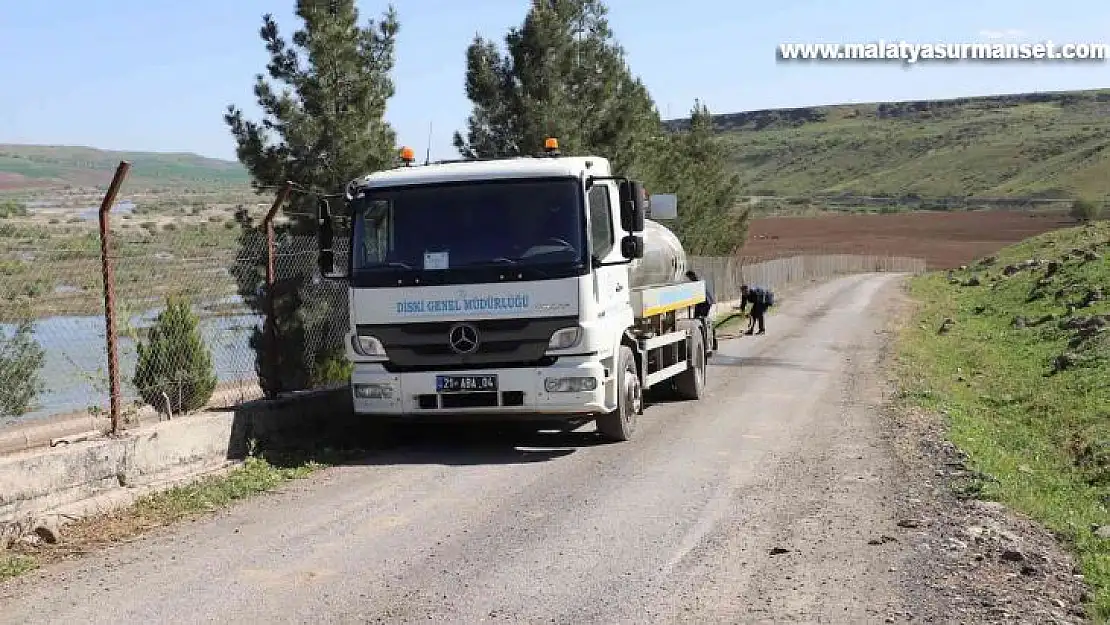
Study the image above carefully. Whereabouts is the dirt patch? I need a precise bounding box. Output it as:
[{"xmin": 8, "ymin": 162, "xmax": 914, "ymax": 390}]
[
  {"xmin": 878, "ymin": 283, "xmax": 1091, "ymax": 623},
  {"xmin": 742, "ymin": 210, "xmax": 1075, "ymax": 270},
  {"xmin": 2, "ymin": 455, "xmax": 322, "ymax": 580},
  {"xmin": 0, "ymin": 172, "xmax": 36, "ymax": 190}
]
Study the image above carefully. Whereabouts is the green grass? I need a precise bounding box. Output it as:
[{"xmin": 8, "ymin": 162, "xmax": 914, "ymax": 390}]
[
  {"xmin": 0, "ymin": 454, "xmax": 323, "ymax": 582},
  {"xmin": 0, "ymin": 554, "xmax": 36, "ymax": 581},
  {"xmin": 130, "ymin": 455, "xmax": 319, "ymax": 520},
  {"xmin": 713, "ymin": 310, "xmax": 750, "ymax": 335},
  {"xmin": 0, "ymin": 144, "xmax": 249, "ymax": 191},
  {"xmin": 896, "ymin": 220, "xmax": 1110, "ymax": 620},
  {"xmin": 8, "ymin": 88, "xmax": 1110, "ymax": 202},
  {"xmin": 674, "ymin": 88, "xmax": 1110, "ymax": 200}
]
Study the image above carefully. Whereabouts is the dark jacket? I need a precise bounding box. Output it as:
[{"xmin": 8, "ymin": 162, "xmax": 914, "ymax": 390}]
[
  {"xmin": 694, "ymin": 279, "xmax": 715, "ymax": 318},
  {"xmin": 740, "ymin": 287, "xmax": 770, "ymax": 311}
]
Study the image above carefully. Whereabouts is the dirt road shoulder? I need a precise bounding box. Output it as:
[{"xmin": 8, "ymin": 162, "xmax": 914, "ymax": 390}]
[{"xmin": 881, "ymin": 281, "xmax": 1090, "ymax": 624}]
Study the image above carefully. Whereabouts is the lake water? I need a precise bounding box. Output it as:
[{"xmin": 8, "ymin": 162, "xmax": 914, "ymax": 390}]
[
  {"xmin": 25, "ymin": 200, "xmax": 136, "ymax": 221},
  {"xmin": 77, "ymin": 200, "xmax": 135, "ymax": 220},
  {"xmin": 1, "ymin": 299, "xmax": 261, "ymax": 424}
]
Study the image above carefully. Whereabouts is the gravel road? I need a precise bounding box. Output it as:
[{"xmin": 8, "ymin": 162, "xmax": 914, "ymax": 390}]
[{"xmin": 1, "ymin": 273, "xmax": 925, "ymax": 624}]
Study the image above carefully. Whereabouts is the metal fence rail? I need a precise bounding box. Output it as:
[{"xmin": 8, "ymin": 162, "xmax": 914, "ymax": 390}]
[{"xmin": 688, "ymin": 254, "xmax": 927, "ymax": 302}]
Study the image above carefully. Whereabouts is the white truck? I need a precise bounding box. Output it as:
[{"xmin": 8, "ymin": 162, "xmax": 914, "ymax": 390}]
[{"xmin": 315, "ymin": 139, "xmax": 715, "ymax": 441}]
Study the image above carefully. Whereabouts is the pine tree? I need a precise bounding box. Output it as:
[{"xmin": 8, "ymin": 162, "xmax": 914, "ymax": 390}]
[
  {"xmin": 225, "ymin": 1, "xmax": 400, "ymax": 221},
  {"xmin": 453, "ymin": 0, "xmax": 659, "ymax": 175},
  {"xmin": 454, "ymin": 0, "xmax": 746, "ymax": 254},
  {"xmin": 132, "ymin": 296, "xmax": 217, "ymax": 415},
  {"xmin": 648, "ymin": 101, "xmax": 747, "ymax": 256},
  {"xmin": 224, "ymin": 1, "xmax": 401, "ymax": 396}
]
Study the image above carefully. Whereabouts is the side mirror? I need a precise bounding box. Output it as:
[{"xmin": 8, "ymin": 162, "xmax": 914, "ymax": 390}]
[
  {"xmin": 618, "ymin": 181, "xmax": 646, "ymax": 233},
  {"xmin": 317, "ymin": 197, "xmax": 335, "ymax": 277},
  {"xmin": 620, "ymin": 234, "xmax": 644, "ymax": 259},
  {"xmin": 646, "ymin": 193, "xmax": 678, "ymax": 220}
]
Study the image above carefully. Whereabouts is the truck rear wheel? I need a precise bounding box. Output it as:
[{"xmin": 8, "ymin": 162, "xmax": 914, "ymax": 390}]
[
  {"xmin": 596, "ymin": 346, "xmax": 640, "ymax": 442},
  {"xmin": 674, "ymin": 328, "xmax": 706, "ymax": 400}
]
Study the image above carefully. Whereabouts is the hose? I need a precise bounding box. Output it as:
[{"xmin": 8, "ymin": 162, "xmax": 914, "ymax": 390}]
[{"xmin": 712, "ymin": 312, "xmax": 747, "ymax": 330}]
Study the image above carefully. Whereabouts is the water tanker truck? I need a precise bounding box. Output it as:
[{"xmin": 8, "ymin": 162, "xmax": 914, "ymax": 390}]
[{"xmin": 314, "ymin": 139, "xmax": 714, "ymax": 441}]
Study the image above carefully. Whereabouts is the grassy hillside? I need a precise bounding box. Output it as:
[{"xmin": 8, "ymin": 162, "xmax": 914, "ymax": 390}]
[
  {"xmin": 7, "ymin": 87, "xmax": 1110, "ymax": 199},
  {"xmin": 0, "ymin": 144, "xmax": 249, "ymax": 191},
  {"xmin": 897, "ymin": 221, "xmax": 1110, "ymax": 619},
  {"xmin": 668, "ymin": 88, "xmax": 1110, "ymax": 200}
]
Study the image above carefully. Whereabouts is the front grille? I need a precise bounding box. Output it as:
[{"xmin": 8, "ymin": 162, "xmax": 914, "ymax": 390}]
[
  {"xmin": 358, "ymin": 316, "xmax": 576, "ymax": 372},
  {"xmin": 383, "ymin": 356, "xmax": 557, "ymax": 374},
  {"xmin": 414, "ymin": 391, "xmax": 526, "ymax": 409}
]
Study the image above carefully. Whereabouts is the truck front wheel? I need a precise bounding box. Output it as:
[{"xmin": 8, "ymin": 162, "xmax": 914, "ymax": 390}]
[
  {"xmin": 674, "ymin": 328, "xmax": 706, "ymax": 400},
  {"xmin": 596, "ymin": 345, "xmax": 641, "ymax": 442}
]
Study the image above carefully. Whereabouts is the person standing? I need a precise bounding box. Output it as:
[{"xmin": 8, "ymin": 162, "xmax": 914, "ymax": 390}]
[
  {"xmin": 685, "ymin": 270, "xmax": 714, "ymax": 319},
  {"xmin": 686, "ymin": 270, "xmax": 718, "ymax": 352}
]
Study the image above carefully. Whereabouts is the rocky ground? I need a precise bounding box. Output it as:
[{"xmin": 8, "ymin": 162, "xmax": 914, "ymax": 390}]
[{"xmin": 880, "ymin": 286, "xmax": 1092, "ymax": 624}]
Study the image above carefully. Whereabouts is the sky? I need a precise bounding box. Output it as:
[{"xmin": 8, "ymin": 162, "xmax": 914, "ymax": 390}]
[{"xmin": 1, "ymin": 0, "xmax": 1109, "ymax": 163}]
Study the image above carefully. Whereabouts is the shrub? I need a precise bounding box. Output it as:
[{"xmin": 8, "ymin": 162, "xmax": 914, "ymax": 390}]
[
  {"xmin": 132, "ymin": 295, "xmax": 217, "ymax": 414},
  {"xmin": 1071, "ymin": 198, "xmax": 1103, "ymax": 222},
  {"xmin": 0, "ymin": 316, "xmax": 46, "ymax": 419},
  {"xmin": 312, "ymin": 348, "xmax": 352, "ymax": 388},
  {"xmin": 0, "ymin": 199, "xmax": 27, "ymax": 219}
]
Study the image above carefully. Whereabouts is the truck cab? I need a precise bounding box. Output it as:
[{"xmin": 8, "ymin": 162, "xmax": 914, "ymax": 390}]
[{"xmin": 316, "ymin": 140, "xmax": 711, "ymax": 441}]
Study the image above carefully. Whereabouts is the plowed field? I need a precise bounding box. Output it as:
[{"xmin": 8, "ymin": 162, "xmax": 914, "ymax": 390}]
[{"xmin": 741, "ymin": 210, "xmax": 1076, "ymax": 269}]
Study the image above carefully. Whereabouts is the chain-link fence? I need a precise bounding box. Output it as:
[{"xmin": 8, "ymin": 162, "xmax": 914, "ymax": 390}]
[
  {"xmin": 0, "ymin": 229, "xmax": 106, "ymax": 425},
  {"xmin": 0, "ymin": 188, "xmax": 273, "ymax": 429},
  {"xmin": 258, "ymin": 221, "xmax": 350, "ymax": 398},
  {"xmin": 109, "ymin": 218, "xmax": 267, "ymax": 424}
]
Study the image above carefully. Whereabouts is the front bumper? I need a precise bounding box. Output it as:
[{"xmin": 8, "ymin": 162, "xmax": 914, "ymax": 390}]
[{"xmin": 350, "ymin": 358, "xmax": 612, "ymax": 418}]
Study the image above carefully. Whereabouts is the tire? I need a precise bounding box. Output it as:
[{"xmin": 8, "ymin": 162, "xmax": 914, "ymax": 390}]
[
  {"xmin": 595, "ymin": 345, "xmax": 641, "ymax": 442},
  {"xmin": 673, "ymin": 327, "xmax": 706, "ymax": 400}
]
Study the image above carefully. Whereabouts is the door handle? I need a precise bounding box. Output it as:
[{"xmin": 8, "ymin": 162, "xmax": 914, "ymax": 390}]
[{"xmin": 615, "ymin": 284, "xmax": 624, "ymax": 292}]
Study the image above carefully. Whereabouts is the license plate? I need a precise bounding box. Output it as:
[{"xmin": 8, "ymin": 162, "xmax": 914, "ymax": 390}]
[{"xmin": 436, "ymin": 374, "xmax": 498, "ymax": 393}]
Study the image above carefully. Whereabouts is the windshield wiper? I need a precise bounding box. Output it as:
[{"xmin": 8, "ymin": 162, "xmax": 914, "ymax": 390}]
[
  {"xmin": 459, "ymin": 257, "xmax": 518, "ymax": 267},
  {"xmin": 369, "ymin": 261, "xmax": 412, "ymax": 270}
]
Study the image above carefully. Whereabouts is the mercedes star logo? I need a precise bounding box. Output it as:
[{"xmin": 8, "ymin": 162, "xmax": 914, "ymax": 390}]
[{"xmin": 448, "ymin": 323, "xmax": 480, "ymax": 355}]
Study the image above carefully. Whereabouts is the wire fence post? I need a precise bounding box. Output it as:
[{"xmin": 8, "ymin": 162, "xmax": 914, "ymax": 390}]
[
  {"xmin": 262, "ymin": 182, "xmax": 293, "ymax": 398},
  {"xmin": 98, "ymin": 161, "xmax": 131, "ymax": 434}
]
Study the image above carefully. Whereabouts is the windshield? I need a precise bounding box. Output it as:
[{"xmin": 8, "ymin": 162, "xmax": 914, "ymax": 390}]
[{"xmin": 349, "ymin": 177, "xmax": 588, "ymax": 287}]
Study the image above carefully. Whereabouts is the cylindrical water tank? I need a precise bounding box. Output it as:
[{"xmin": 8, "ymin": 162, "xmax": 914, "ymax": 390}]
[{"xmin": 628, "ymin": 219, "xmax": 687, "ymax": 289}]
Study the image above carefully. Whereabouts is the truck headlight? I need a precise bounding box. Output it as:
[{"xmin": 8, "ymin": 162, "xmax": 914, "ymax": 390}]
[
  {"xmin": 547, "ymin": 326, "xmax": 582, "ymax": 351},
  {"xmin": 351, "ymin": 334, "xmax": 387, "ymax": 358}
]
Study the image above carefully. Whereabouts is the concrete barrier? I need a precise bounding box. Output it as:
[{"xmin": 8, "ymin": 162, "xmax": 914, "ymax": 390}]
[
  {"xmin": 0, "ymin": 413, "xmax": 108, "ymax": 457},
  {"xmin": 0, "ymin": 383, "xmax": 265, "ymax": 457},
  {"xmin": 0, "ymin": 387, "xmax": 353, "ymax": 528}
]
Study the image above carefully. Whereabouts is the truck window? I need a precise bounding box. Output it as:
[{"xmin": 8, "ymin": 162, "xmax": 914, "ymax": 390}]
[
  {"xmin": 357, "ymin": 199, "xmax": 392, "ymax": 265},
  {"xmin": 588, "ymin": 184, "xmax": 614, "ymax": 259},
  {"xmin": 348, "ymin": 177, "xmax": 589, "ymax": 287}
]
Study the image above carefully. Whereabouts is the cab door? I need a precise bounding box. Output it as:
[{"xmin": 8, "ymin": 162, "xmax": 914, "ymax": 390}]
[{"xmin": 587, "ymin": 182, "xmax": 629, "ymax": 331}]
